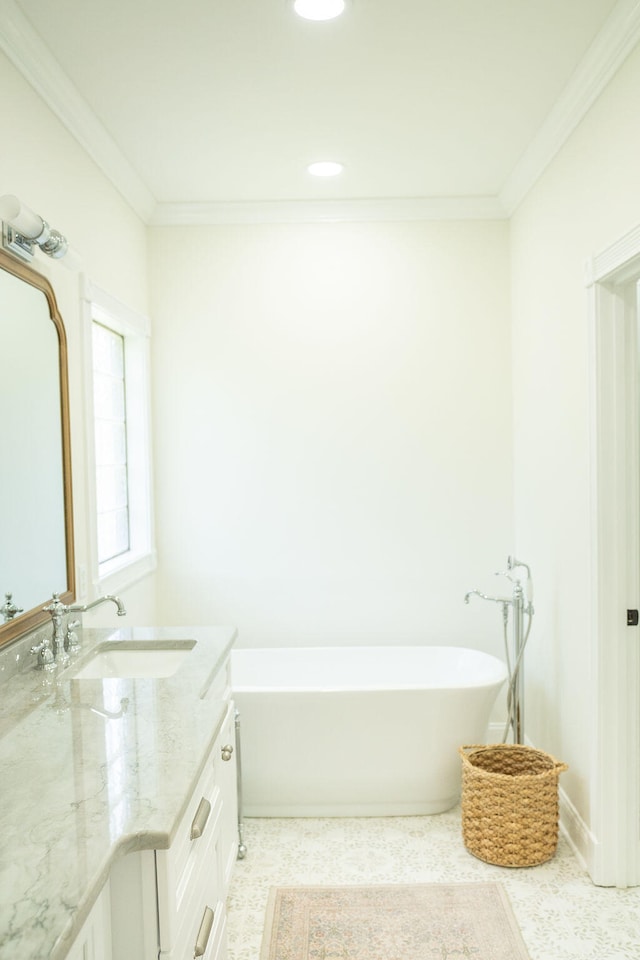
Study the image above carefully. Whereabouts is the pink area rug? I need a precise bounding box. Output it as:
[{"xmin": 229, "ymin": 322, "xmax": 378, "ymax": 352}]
[{"xmin": 260, "ymin": 882, "xmax": 530, "ymax": 960}]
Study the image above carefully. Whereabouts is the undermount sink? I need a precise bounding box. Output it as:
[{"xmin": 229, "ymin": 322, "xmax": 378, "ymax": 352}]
[{"xmin": 70, "ymin": 640, "xmax": 196, "ymax": 680}]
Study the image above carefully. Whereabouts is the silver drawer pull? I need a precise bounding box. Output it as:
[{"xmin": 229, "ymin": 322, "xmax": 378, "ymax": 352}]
[
  {"xmin": 190, "ymin": 797, "xmax": 212, "ymax": 840},
  {"xmin": 221, "ymin": 743, "xmax": 234, "ymax": 762},
  {"xmin": 194, "ymin": 905, "xmax": 214, "ymax": 958}
]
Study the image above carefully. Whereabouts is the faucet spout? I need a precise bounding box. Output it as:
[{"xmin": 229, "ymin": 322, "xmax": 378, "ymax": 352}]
[
  {"xmin": 464, "ymin": 589, "xmax": 511, "ymax": 605},
  {"xmin": 67, "ymin": 594, "xmax": 127, "ymax": 616}
]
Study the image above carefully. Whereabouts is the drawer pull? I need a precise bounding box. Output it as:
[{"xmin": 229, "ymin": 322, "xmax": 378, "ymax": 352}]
[
  {"xmin": 190, "ymin": 797, "xmax": 212, "ymax": 840},
  {"xmin": 194, "ymin": 905, "xmax": 215, "ymax": 958},
  {"xmin": 221, "ymin": 743, "xmax": 234, "ymax": 762}
]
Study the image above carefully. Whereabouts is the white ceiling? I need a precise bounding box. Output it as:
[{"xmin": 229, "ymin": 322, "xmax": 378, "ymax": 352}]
[{"xmin": 2, "ymin": 0, "xmax": 636, "ymax": 222}]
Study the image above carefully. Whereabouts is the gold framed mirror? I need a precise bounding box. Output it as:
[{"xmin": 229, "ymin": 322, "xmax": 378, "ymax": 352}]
[{"xmin": 0, "ymin": 247, "xmax": 75, "ymax": 647}]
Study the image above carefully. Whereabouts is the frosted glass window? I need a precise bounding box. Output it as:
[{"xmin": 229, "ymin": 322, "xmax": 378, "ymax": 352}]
[{"xmin": 93, "ymin": 322, "xmax": 130, "ymax": 563}]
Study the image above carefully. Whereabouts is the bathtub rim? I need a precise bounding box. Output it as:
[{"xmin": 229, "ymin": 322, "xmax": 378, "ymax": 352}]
[{"xmin": 230, "ymin": 644, "xmax": 507, "ymax": 694}]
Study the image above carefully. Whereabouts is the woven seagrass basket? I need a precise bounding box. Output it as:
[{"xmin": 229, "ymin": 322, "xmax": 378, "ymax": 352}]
[{"xmin": 459, "ymin": 743, "xmax": 568, "ymax": 868}]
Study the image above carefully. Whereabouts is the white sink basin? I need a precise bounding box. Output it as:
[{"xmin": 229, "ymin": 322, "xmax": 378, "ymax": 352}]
[{"xmin": 71, "ymin": 641, "xmax": 196, "ymax": 680}]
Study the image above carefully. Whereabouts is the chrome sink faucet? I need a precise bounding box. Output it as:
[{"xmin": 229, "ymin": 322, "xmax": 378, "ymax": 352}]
[
  {"xmin": 33, "ymin": 592, "xmax": 127, "ymax": 668},
  {"xmin": 66, "ymin": 594, "xmax": 127, "ymax": 617}
]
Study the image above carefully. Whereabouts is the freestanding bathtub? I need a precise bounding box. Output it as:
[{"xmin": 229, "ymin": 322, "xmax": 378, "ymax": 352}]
[{"xmin": 231, "ymin": 645, "xmax": 507, "ymax": 817}]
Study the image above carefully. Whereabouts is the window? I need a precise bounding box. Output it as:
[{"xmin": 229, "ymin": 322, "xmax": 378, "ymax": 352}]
[
  {"xmin": 93, "ymin": 322, "xmax": 130, "ymax": 564},
  {"xmin": 85, "ymin": 284, "xmax": 155, "ymax": 593}
]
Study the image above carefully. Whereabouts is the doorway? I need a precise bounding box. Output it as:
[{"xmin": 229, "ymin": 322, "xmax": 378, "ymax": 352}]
[{"xmin": 587, "ymin": 226, "xmax": 640, "ymax": 886}]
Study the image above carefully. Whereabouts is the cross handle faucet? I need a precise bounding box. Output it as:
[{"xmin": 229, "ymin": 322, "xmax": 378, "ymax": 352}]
[{"xmin": 35, "ymin": 592, "xmax": 128, "ymax": 667}]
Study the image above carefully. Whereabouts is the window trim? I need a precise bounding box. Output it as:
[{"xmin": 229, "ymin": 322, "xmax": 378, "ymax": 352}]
[{"xmin": 83, "ymin": 282, "xmax": 156, "ymax": 597}]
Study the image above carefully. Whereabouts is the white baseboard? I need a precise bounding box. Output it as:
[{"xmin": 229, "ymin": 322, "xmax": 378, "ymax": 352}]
[{"xmin": 558, "ymin": 786, "xmax": 595, "ymax": 878}]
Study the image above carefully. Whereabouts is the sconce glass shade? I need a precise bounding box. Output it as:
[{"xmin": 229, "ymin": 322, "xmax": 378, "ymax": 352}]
[
  {"xmin": 293, "ymin": 0, "xmax": 346, "ymax": 21},
  {"xmin": 0, "ymin": 195, "xmax": 45, "ymax": 240},
  {"xmin": 0, "ymin": 194, "xmax": 68, "ymax": 259}
]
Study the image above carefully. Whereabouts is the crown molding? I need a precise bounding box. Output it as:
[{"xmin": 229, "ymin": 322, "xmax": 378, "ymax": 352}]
[
  {"xmin": 0, "ymin": 0, "xmax": 156, "ymax": 222},
  {"xmin": 149, "ymin": 196, "xmax": 508, "ymax": 226},
  {"xmin": 500, "ymin": 0, "xmax": 640, "ymax": 215}
]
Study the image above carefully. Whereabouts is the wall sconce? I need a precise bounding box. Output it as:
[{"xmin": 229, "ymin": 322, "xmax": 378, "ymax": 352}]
[{"xmin": 0, "ymin": 194, "xmax": 68, "ymax": 262}]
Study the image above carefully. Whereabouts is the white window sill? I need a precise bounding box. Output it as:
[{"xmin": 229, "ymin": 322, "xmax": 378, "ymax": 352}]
[{"xmin": 95, "ymin": 549, "xmax": 157, "ymax": 596}]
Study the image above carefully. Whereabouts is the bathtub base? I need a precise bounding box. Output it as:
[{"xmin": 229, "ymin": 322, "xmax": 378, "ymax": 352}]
[{"xmin": 242, "ymin": 798, "xmax": 460, "ymax": 818}]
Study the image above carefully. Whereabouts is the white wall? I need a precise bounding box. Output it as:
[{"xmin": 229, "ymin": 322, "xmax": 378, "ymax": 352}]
[
  {"xmin": 149, "ymin": 220, "xmax": 513, "ymax": 655},
  {"xmin": 510, "ymin": 42, "xmax": 640, "ymax": 826},
  {"xmin": 0, "ymin": 50, "xmax": 157, "ymax": 628}
]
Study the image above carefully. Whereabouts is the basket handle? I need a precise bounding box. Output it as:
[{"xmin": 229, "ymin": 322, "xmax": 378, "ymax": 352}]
[{"xmin": 458, "ymin": 744, "xmax": 490, "ymax": 765}]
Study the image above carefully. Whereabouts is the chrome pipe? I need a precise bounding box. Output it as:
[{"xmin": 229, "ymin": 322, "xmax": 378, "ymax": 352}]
[
  {"xmin": 512, "ymin": 581, "xmax": 525, "ymax": 744},
  {"xmin": 235, "ymin": 708, "xmax": 247, "ymax": 859}
]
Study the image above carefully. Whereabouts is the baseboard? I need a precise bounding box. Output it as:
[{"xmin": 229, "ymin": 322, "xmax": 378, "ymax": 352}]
[
  {"xmin": 558, "ymin": 785, "xmax": 595, "ymax": 878},
  {"xmin": 243, "ymin": 798, "xmax": 459, "ymax": 818}
]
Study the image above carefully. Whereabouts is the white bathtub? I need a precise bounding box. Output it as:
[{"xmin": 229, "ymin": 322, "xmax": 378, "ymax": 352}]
[{"xmin": 231, "ymin": 645, "xmax": 507, "ymax": 817}]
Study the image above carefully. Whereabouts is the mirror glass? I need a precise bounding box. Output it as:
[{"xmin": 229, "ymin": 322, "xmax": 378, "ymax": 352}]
[{"xmin": 0, "ymin": 249, "xmax": 74, "ymax": 646}]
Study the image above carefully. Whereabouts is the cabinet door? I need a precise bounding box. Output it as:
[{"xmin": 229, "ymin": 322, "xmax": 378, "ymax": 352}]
[{"xmin": 66, "ymin": 885, "xmax": 112, "ymax": 960}]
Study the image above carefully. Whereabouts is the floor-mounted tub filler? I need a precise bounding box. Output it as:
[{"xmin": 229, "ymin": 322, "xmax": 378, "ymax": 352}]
[
  {"xmin": 231, "ymin": 645, "xmax": 507, "ymax": 817},
  {"xmin": 465, "ymin": 555, "xmax": 534, "ymax": 744}
]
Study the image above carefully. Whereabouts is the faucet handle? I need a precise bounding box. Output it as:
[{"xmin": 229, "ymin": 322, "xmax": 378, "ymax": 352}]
[
  {"xmin": 1, "ymin": 592, "xmax": 24, "ymax": 622},
  {"xmin": 66, "ymin": 619, "xmax": 81, "ymax": 653},
  {"xmin": 30, "ymin": 639, "xmax": 55, "ymax": 671}
]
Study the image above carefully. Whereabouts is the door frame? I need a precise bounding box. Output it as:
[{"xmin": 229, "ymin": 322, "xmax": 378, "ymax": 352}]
[{"xmin": 586, "ymin": 224, "xmax": 640, "ymax": 886}]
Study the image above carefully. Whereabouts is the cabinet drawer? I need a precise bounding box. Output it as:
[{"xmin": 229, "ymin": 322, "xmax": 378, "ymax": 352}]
[
  {"xmin": 169, "ymin": 819, "xmax": 223, "ymax": 959},
  {"xmin": 157, "ymin": 754, "xmax": 222, "ymax": 951},
  {"xmin": 171, "ymin": 900, "xmax": 227, "ymax": 960}
]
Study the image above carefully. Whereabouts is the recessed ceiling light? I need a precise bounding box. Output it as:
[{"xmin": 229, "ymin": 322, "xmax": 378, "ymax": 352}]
[
  {"xmin": 293, "ymin": 0, "xmax": 346, "ymax": 21},
  {"xmin": 307, "ymin": 161, "xmax": 344, "ymax": 177}
]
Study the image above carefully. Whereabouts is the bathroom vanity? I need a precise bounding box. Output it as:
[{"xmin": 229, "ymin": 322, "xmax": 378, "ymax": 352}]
[
  {"xmin": 0, "ymin": 212, "xmax": 238, "ymax": 958},
  {"xmin": 0, "ymin": 624, "xmax": 238, "ymax": 960},
  {"xmin": 0, "ymin": 205, "xmax": 241, "ymax": 958}
]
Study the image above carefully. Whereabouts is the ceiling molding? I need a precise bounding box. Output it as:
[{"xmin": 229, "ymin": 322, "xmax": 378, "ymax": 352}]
[
  {"xmin": 149, "ymin": 196, "xmax": 508, "ymax": 226},
  {"xmin": 499, "ymin": 0, "xmax": 640, "ymax": 215},
  {"xmin": 0, "ymin": 0, "xmax": 156, "ymax": 222}
]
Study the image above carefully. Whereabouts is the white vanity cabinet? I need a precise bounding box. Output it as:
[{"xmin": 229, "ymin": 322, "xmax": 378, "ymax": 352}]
[
  {"xmin": 1, "ymin": 625, "xmax": 240, "ymax": 960},
  {"xmin": 155, "ymin": 701, "xmax": 238, "ymax": 960},
  {"xmin": 109, "ymin": 699, "xmax": 238, "ymax": 960}
]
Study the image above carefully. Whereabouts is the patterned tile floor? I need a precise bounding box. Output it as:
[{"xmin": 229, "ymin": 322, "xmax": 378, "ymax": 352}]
[{"xmin": 227, "ymin": 810, "xmax": 640, "ymax": 960}]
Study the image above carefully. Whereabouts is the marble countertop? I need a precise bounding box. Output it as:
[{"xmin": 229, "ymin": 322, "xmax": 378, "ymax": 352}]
[{"xmin": 0, "ymin": 624, "xmax": 238, "ymax": 960}]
